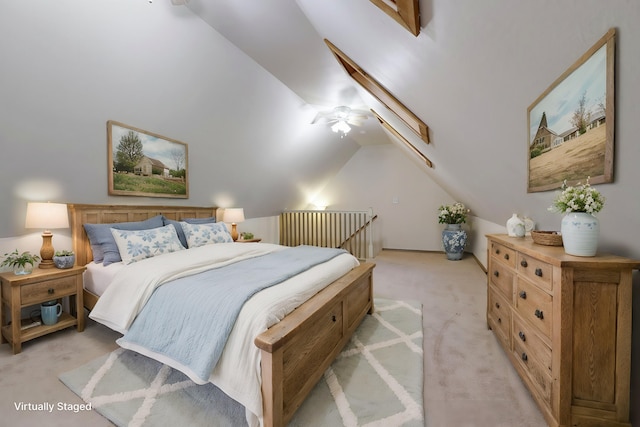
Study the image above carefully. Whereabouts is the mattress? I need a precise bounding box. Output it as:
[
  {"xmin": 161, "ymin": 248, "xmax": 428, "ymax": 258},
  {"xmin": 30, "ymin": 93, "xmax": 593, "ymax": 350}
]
[{"xmin": 83, "ymin": 261, "xmax": 124, "ymax": 296}]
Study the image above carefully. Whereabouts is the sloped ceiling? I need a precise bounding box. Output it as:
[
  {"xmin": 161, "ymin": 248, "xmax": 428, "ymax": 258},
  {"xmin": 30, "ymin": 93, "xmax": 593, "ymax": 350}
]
[
  {"xmin": 186, "ymin": 0, "xmax": 640, "ymax": 247},
  {"xmin": 185, "ymin": 0, "xmax": 393, "ymax": 147}
]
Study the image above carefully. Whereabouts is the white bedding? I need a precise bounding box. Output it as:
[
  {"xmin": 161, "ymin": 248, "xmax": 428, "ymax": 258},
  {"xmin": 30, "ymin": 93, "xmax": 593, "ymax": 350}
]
[
  {"xmin": 83, "ymin": 261, "xmax": 124, "ymax": 296},
  {"xmin": 87, "ymin": 242, "xmax": 359, "ymax": 427}
]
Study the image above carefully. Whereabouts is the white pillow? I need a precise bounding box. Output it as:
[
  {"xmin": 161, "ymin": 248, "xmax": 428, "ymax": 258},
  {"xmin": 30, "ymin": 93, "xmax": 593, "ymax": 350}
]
[
  {"xmin": 180, "ymin": 221, "xmax": 233, "ymax": 248},
  {"xmin": 110, "ymin": 224, "xmax": 184, "ymax": 264}
]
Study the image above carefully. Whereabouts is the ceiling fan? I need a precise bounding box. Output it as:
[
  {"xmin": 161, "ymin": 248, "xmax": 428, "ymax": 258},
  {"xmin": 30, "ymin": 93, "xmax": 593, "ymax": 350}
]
[{"xmin": 311, "ymin": 106, "xmax": 370, "ymax": 137}]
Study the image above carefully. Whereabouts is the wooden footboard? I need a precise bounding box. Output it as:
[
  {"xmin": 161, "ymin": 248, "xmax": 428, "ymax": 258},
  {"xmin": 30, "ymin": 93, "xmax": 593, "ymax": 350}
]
[{"xmin": 255, "ymin": 262, "xmax": 375, "ymax": 427}]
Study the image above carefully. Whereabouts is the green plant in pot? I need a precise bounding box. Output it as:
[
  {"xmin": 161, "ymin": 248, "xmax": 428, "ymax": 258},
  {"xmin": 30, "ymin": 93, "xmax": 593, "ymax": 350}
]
[
  {"xmin": 53, "ymin": 250, "xmax": 75, "ymax": 269},
  {"xmin": 1, "ymin": 250, "xmax": 40, "ymax": 275}
]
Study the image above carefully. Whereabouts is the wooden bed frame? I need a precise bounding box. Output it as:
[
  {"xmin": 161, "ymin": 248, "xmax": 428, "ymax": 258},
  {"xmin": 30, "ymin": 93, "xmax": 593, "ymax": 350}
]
[{"xmin": 68, "ymin": 204, "xmax": 375, "ymax": 427}]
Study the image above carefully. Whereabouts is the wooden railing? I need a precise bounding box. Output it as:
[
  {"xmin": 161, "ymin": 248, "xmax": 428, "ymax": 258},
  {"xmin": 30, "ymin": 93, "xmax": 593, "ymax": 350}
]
[{"xmin": 279, "ymin": 209, "xmax": 376, "ymax": 259}]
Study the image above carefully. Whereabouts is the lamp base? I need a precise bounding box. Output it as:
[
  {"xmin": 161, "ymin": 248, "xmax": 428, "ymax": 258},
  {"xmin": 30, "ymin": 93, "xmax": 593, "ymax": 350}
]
[
  {"xmin": 39, "ymin": 259, "xmax": 55, "ymax": 269},
  {"xmin": 230, "ymin": 223, "xmax": 239, "ymax": 241},
  {"xmin": 39, "ymin": 232, "xmax": 56, "ymax": 269}
]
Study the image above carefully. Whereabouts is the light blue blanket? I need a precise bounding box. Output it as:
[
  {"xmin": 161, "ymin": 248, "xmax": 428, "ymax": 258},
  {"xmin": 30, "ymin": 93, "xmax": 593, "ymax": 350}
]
[{"xmin": 116, "ymin": 245, "xmax": 347, "ymax": 383}]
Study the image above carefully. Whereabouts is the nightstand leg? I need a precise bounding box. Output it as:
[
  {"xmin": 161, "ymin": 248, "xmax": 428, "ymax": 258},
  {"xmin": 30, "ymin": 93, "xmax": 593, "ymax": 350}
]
[
  {"xmin": 0, "ymin": 298, "xmax": 7, "ymax": 344},
  {"xmin": 72, "ymin": 293, "xmax": 85, "ymax": 332},
  {"xmin": 11, "ymin": 296, "xmax": 21, "ymax": 354}
]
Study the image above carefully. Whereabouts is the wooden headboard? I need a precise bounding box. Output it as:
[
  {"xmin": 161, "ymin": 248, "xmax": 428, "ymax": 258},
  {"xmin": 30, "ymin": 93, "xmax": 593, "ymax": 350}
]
[{"xmin": 68, "ymin": 204, "xmax": 220, "ymax": 266}]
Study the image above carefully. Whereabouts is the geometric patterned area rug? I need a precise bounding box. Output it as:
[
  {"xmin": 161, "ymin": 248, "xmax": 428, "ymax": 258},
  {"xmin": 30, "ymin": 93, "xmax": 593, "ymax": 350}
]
[{"xmin": 59, "ymin": 298, "xmax": 423, "ymax": 427}]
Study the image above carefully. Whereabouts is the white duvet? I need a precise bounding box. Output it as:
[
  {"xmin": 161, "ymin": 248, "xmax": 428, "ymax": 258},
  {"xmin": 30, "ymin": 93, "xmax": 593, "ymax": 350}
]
[{"xmin": 88, "ymin": 242, "xmax": 360, "ymax": 427}]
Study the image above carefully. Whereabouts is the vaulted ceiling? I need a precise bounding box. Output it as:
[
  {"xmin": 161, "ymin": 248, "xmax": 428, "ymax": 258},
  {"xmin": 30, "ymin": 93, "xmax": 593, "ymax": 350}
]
[{"xmin": 185, "ymin": 0, "xmax": 395, "ymax": 148}]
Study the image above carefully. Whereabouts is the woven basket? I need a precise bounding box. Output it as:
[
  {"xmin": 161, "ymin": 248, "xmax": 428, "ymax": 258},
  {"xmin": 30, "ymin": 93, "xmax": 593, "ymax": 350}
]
[{"xmin": 531, "ymin": 230, "xmax": 563, "ymax": 246}]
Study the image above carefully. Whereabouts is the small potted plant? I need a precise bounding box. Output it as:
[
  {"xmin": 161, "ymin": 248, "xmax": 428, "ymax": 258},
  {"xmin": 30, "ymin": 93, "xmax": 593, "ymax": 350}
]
[
  {"xmin": 0, "ymin": 250, "xmax": 41, "ymax": 275},
  {"xmin": 53, "ymin": 250, "xmax": 75, "ymax": 269}
]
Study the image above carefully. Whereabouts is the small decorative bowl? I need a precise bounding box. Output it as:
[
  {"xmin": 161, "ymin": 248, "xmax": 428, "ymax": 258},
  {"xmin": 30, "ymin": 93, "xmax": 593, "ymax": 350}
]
[
  {"xmin": 531, "ymin": 230, "xmax": 563, "ymax": 246},
  {"xmin": 53, "ymin": 255, "xmax": 75, "ymax": 269}
]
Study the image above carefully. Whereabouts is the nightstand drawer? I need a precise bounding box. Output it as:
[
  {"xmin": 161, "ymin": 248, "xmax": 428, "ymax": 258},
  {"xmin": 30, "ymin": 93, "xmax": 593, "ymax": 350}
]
[{"xmin": 21, "ymin": 276, "xmax": 77, "ymax": 305}]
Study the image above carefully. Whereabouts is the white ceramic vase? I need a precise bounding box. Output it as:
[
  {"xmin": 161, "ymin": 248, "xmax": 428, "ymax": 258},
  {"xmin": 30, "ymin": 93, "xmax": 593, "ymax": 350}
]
[
  {"xmin": 506, "ymin": 213, "xmax": 525, "ymax": 237},
  {"xmin": 560, "ymin": 212, "xmax": 599, "ymax": 256}
]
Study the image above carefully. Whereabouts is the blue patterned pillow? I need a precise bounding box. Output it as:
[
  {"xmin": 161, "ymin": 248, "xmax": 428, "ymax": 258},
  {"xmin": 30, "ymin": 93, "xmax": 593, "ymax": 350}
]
[
  {"xmin": 84, "ymin": 215, "xmax": 164, "ymax": 265},
  {"xmin": 162, "ymin": 216, "xmax": 217, "ymax": 248},
  {"xmin": 110, "ymin": 224, "xmax": 184, "ymax": 264},
  {"xmin": 180, "ymin": 222, "xmax": 233, "ymax": 248}
]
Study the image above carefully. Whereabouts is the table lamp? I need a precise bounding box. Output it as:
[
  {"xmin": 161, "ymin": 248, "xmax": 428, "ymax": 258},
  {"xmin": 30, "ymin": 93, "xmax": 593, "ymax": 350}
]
[
  {"xmin": 25, "ymin": 202, "xmax": 69, "ymax": 269},
  {"xmin": 223, "ymin": 208, "xmax": 245, "ymax": 241}
]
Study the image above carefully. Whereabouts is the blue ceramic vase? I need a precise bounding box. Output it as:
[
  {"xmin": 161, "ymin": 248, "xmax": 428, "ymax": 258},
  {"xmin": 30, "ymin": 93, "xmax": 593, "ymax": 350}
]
[{"xmin": 442, "ymin": 224, "xmax": 467, "ymax": 260}]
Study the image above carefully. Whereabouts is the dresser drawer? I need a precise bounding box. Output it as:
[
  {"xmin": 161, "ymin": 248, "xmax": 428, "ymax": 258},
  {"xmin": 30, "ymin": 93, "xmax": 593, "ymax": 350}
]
[
  {"xmin": 513, "ymin": 338, "xmax": 552, "ymax": 405},
  {"xmin": 517, "ymin": 253, "xmax": 552, "ymax": 292},
  {"xmin": 514, "ymin": 278, "xmax": 553, "ymax": 339},
  {"xmin": 489, "ymin": 261, "xmax": 514, "ymax": 300},
  {"xmin": 512, "ymin": 314, "xmax": 551, "ymax": 376},
  {"xmin": 21, "ymin": 276, "xmax": 77, "ymax": 306},
  {"xmin": 490, "ymin": 242, "xmax": 516, "ymax": 269},
  {"xmin": 488, "ymin": 287, "xmax": 511, "ymax": 347}
]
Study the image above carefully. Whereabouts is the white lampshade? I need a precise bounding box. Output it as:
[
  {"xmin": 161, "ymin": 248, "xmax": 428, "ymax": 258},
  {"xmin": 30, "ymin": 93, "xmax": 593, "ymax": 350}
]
[
  {"xmin": 223, "ymin": 208, "xmax": 245, "ymax": 224},
  {"xmin": 25, "ymin": 202, "xmax": 69, "ymax": 232}
]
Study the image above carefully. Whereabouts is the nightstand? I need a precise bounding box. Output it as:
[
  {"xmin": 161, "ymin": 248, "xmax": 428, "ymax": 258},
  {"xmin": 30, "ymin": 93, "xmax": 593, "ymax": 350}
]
[
  {"xmin": 0, "ymin": 265, "xmax": 86, "ymax": 354},
  {"xmin": 237, "ymin": 238, "xmax": 262, "ymax": 243}
]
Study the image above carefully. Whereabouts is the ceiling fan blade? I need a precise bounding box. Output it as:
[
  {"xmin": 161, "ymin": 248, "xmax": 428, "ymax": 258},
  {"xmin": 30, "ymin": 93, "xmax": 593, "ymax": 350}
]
[{"xmin": 350, "ymin": 109, "xmax": 372, "ymax": 116}]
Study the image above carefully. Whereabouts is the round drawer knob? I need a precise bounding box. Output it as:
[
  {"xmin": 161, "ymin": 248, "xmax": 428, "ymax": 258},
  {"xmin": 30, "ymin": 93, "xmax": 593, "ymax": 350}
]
[
  {"xmin": 535, "ymin": 268, "xmax": 543, "ymax": 277},
  {"xmin": 48, "ymin": 288, "xmax": 54, "ymax": 294},
  {"xmin": 504, "ymin": 254, "xmax": 509, "ymax": 260},
  {"xmin": 520, "ymin": 260, "xmax": 528, "ymax": 268},
  {"xmin": 519, "ymin": 331, "xmax": 526, "ymax": 342},
  {"xmin": 521, "ymin": 352, "xmax": 528, "ymax": 362},
  {"xmin": 519, "ymin": 291, "xmax": 527, "ymax": 299},
  {"xmin": 494, "ymin": 271, "xmax": 499, "ymax": 277}
]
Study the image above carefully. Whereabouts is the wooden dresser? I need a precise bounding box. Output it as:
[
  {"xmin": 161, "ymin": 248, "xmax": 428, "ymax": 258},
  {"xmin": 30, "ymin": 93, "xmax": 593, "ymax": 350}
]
[{"xmin": 486, "ymin": 234, "xmax": 638, "ymax": 427}]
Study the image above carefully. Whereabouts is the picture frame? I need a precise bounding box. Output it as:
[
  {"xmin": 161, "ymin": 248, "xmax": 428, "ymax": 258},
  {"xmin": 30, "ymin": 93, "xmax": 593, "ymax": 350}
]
[
  {"xmin": 527, "ymin": 28, "xmax": 615, "ymax": 193},
  {"xmin": 107, "ymin": 120, "xmax": 189, "ymax": 198},
  {"xmin": 371, "ymin": 109, "xmax": 433, "ymax": 168},
  {"xmin": 325, "ymin": 39, "xmax": 430, "ymax": 144},
  {"xmin": 369, "ymin": 0, "xmax": 420, "ymax": 36}
]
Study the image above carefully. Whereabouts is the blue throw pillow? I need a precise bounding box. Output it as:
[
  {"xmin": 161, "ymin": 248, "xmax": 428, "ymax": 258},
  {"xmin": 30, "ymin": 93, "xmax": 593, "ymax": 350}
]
[
  {"xmin": 162, "ymin": 216, "xmax": 217, "ymax": 248},
  {"xmin": 84, "ymin": 215, "xmax": 164, "ymax": 265}
]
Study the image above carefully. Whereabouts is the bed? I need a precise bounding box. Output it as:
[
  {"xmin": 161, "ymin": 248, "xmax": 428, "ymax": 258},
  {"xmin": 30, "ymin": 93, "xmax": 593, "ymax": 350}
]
[{"xmin": 68, "ymin": 203, "xmax": 375, "ymax": 427}]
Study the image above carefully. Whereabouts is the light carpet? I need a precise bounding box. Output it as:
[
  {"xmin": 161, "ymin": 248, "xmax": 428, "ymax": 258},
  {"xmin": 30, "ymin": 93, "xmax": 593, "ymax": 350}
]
[{"xmin": 59, "ymin": 298, "xmax": 424, "ymax": 427}]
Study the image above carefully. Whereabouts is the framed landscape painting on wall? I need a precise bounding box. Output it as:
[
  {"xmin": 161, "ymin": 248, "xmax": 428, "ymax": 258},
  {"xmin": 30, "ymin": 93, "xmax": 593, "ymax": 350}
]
[
  {"xmin": 107, "ymin": 120, "xmax": 189, "ymax": 198},
  {"xmin": 527, "ymin": 28, "xmax": 615, "ymax": 193}
]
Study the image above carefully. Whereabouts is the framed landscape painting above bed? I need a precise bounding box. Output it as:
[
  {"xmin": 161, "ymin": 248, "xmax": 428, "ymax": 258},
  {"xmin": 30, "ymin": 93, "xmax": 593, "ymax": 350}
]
[
  {"xmin": 527, "ymin": 28, "xmax": 615, "ymax": 193},
  {"xmin": 107, "ymin": 120, "xmax": 189, "ymax": 198}
]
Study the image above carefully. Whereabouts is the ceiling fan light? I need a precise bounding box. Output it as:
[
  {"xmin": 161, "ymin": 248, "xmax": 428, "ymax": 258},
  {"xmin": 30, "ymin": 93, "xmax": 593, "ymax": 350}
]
[{"xmin": 331, "ymin": 120, "xmax": 351, "ymax": 135}]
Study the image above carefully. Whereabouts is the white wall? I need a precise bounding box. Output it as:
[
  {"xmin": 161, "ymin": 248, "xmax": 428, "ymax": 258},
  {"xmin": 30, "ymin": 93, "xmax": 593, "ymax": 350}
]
[
  {"xmin": 316, "ymin": 144, "xmax": 458, "ymax": 252},
  {"xmin": 300, "ymin": 0, "xmax": 640, "ymax": 261},
  {"xmin": 0, "ymin": 0, "xmax": 359, "ymax": 241}
]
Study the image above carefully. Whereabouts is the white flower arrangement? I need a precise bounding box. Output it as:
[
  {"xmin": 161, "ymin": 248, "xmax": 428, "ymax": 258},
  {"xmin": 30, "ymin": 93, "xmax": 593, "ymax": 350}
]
[
  {"xmin": 438, "ymin": 202, "xmax": 469, "ymax": 224},
  {"xmin": 548, "ymin": 178, "xmax": 605, "ymax": 215}
]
